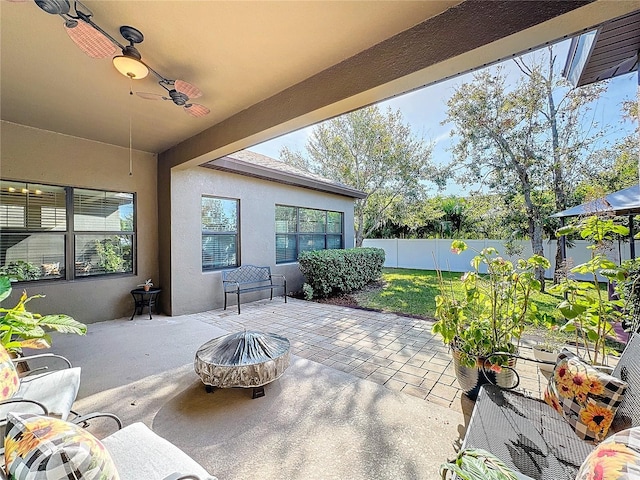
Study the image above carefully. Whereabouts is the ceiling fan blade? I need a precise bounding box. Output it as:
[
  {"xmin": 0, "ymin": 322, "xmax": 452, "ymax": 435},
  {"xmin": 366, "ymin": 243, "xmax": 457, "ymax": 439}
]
[
  {"xmin": 65, "ymin": 21, "xmax": 117, "ymax": 59},
  {"xmin": 175, "ymin": 80, "xmax": 202, "ymax": 99},
  {"xmin": 184, "ymin": 104, "xmax": 210, "ymax": 117},
  {"xmin": 136, "ymin": 92, "xmax": 167, "ymax": 100}
]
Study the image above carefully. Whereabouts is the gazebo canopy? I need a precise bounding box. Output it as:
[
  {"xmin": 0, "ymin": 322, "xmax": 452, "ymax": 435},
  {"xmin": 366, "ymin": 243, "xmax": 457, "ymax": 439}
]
[{"xmin": 551, "ymin": 184, "xmax": 640, "ymax": 218}]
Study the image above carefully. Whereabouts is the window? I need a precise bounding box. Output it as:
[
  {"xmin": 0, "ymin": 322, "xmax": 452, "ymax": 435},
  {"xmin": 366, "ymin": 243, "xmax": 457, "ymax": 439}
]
[
  {"xmin": 202, "ymin": 196, "xmax": 239, "ymax": 271},
  {"xmin": 0, "ymin": 180, "xmax": 135, "ymax": 282},
  {"xmin": 275, "ymin": 205, "xmax": 343, "ymax": 263},
  {"xmin": 74, "ymin": 189, "xmax": 134, "ymax": 277}
]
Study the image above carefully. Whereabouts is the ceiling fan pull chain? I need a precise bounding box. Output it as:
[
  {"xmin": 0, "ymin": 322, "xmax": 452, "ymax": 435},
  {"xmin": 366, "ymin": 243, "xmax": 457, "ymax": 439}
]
[{"xmin": 129, "ymin": 77, "xmax": 133, "ymax": 176}]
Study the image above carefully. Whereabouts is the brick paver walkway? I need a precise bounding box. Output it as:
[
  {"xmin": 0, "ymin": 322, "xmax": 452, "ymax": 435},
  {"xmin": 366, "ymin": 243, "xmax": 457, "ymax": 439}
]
[{"xmin": 189, "ymin": 298, "xmax": 548, "ymax": 413}]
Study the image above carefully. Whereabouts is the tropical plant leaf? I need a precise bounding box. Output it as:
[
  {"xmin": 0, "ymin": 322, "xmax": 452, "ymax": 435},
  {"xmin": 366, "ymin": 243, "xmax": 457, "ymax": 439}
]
[
  {"xmin": 558, "ymin": 300, "xmax": 587, "ymax": 319},
  {"xmin": 18, "ymin": 338, "xmax": 51, "ymax": 350},
  {"xmin": 440, "ymin": 449, "xmax": 517, "ymax": 480},
  {"xmin": 39, "ymin": 315, "xmax": 87, "ymax": 335},
  {"xmin": 0, "ymin": 276, "xmax": 11, "ymax": 303}
]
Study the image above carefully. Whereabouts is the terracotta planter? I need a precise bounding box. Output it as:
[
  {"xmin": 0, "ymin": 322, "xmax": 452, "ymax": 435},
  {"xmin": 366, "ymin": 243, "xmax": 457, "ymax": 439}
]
[
  {"xmin": 143, "ymin": 285, "xmax": 150, "ymax": 291},
  {"xmin": 451, "ymin": 346, "xmax": 518, "ymax": 400}
]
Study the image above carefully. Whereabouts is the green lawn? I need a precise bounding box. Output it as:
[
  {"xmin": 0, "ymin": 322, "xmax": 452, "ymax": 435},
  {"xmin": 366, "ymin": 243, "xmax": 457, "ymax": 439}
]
[{"xmin": 353, "ymin": 268, "xmax": 562, "ymax": 320}]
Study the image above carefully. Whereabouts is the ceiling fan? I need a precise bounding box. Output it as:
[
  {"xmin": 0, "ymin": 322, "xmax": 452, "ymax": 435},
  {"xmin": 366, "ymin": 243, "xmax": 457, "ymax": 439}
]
[
  {"xmin": 10, "ymin": 0, "xmax": 210, "ymax": 117},
  {"xmin": 136, "ymin": 79, "xmax": 211, "ymax": 118}
]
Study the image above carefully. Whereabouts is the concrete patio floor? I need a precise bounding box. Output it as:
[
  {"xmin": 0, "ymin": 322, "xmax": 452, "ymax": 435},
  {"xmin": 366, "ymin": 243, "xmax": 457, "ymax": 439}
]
[{"xmin": 47, "ymin": 296, "xmax": 619, "ymax": 479}]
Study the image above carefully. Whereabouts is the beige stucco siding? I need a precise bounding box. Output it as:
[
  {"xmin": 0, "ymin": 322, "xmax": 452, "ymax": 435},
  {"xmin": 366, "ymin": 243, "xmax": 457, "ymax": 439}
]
[
  {"xmin": 170, "ymin": 167, "xmax": 356, "ymax": 316},
  {"xmin": 0, "ymin": 121, "xmax": 158, "ymax": 323}
]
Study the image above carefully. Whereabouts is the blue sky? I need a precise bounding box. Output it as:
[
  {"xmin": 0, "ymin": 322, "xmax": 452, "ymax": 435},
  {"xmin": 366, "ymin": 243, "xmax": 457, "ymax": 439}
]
[{"xmin": 251, "ymin": 39, "xmax": 637, "ymax": 195}]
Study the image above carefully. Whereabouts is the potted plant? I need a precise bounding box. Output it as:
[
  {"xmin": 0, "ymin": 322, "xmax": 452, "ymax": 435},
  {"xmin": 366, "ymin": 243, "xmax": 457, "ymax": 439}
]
[
  {"xmin": 529, "ymin": 320, "xmax": 567, "ymax": 373},
  {"xmin": 550, "ymin": 215, "xmax": 628, "ymax": 366},
  {"xmin": 0, "ymin": 276, "xmax": 87, "ymax": 354},
  {"xmin": 432, "ymin": 240, "xmax": 550, "ymax": 399},
  {"xmin": 440, "ymin": 448, "xmax": 518, "ymax": 480},
  {"xmin": 138, "ymin": 279, "xmax": 153, "ymax": 292}
]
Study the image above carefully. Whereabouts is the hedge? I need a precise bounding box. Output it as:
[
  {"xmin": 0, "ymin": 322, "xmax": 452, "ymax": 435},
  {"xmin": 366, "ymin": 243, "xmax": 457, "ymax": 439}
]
[{"xmin": 298, "ymin": 247, "xmax": 385, "ymax": 299}]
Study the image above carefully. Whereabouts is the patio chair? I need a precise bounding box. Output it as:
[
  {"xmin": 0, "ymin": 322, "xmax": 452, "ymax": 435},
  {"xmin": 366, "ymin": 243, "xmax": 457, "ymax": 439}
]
[
  {"xmin": 461, "ymin": 333, "xmax": 640, "ymax": 480},
  {"xmin": 0, "ymin": 413, "xmax": 217, "ymax": 480},
  {"xmin": 101, "ymin": 422, "xmax": 217, "ymax": 480},
  {"xmin": 0, "ymin": 347, "xmax": 119, "ymax": 431}
]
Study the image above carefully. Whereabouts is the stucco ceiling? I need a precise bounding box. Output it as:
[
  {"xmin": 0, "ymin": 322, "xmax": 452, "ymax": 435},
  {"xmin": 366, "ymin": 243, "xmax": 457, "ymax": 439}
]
[
  {"xmin": 2, "ymin": 1, "xmax": 638, "ymax": 164},
  {"xmin": 1, "ymin": 1, "xmax": 458, "ymax": 154}
]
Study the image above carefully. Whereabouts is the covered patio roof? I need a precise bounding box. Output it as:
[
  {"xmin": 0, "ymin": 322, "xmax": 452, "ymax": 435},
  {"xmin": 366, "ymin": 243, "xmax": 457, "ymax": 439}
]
[{"xmin": 550, "ymin": 184, "xmax": 640, "ymax": 218}]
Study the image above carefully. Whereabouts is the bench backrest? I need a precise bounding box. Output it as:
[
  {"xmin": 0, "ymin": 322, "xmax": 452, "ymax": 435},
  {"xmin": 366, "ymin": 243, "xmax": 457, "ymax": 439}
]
[
  {"xmin": 222, "ymin": 265, "xmax": 271, "ymax": 285},
  {"xmin": 612, "ymin": 333, "xmax": 640, "ymax": 431}
]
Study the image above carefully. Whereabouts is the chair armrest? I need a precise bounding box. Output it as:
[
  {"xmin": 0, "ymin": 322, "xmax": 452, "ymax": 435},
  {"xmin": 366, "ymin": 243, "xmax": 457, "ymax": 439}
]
[
  {"xmin": 71, "ymin": 411, "xmax": 123, "ymax": 432},
  {"xmin": 0, "ymin": 397, "xmax": 49, "ymax": 415},
  {"xmin": 162, "ymin": 474, "xmax": 205, "ymax": 480},
  {"xmin": 12, "ymin": 353, "xmax": 73, "ymax": 377}
]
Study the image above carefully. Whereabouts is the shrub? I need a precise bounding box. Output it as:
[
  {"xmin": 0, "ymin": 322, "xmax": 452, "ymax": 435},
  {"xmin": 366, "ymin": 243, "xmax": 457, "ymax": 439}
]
[
  {"xmin": 302, "ymin": 283, "xmax": 314, "ymax": 301},
  {"xmin": 298, "ymin": 247, "xmax": 385, "ymax": 299},
  {"xmin": 0, "ymin": 261, "xmax": 42, "ymax": 281}
]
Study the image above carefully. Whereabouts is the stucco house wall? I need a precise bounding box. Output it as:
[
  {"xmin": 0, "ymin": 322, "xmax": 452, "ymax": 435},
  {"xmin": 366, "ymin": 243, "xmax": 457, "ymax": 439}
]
[
  {"xmin": 170, "ymin": 166, "xmax": 356, "ymax": 316},
  {"xmin": 1, "ymin": 121, "xmax": 159, "ymax": 323}
]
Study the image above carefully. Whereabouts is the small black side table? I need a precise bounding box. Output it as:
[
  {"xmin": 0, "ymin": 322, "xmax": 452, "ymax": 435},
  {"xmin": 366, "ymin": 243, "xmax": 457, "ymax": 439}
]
[{"xmin": 130, "ymin": 288, "xmax": 161, "ymax": 320}]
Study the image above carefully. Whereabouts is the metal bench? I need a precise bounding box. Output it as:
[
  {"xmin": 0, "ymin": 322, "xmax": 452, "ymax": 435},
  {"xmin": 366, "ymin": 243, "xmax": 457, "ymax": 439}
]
[
  {"xmin": 461, "ymin": 333, "xmax": 640, "ymax": 480},
  {"xmin": 222, "ymin": 265, "xmax": 286, "ymax": 314}
]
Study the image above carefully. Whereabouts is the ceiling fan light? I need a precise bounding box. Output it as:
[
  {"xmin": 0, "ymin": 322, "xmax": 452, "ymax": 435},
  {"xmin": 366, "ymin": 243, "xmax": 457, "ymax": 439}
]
[{"xmin": 113, "ymin": 55, "xmax": 148, "ymax": 79}]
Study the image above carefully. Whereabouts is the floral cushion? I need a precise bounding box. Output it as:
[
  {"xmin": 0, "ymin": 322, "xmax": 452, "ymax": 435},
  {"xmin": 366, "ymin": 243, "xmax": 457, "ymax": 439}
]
[
  {"xmin": 4, "ymin": 412, "xmax": 119, "ymax": 480},
  {"xmin": 544, "ymin": 349, "xmax": 627, "ymax": 442},
  {"xmin": 576, "ymin": 426, "xmax": 640, "ymax": 479},
  {"xmin": 0, "ymin": 344, "xmax": 19, "ymax": 400}
]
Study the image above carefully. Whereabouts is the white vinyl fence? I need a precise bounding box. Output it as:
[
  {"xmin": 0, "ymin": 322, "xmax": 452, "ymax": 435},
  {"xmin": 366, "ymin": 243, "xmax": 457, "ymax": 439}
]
[{"xmin": 362, "ymin": 238, "xmax": 635, "ymax": 281}]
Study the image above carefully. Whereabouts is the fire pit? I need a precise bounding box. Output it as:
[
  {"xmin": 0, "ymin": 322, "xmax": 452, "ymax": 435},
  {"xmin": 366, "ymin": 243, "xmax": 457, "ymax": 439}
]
[{"xmin": 194, "ymin": 330, "xmax": 290, "ymax": 398}]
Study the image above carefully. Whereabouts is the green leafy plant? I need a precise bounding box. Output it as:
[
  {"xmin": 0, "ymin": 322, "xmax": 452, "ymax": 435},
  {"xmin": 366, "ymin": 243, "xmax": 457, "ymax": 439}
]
[
  {"xmin": 0, "ymin": 276, "xmax": 87, "ymax": 353},
  {"xmin": 432, "ymin": 240, "xmax": 550, "ymax": 368},
  {"xmin": 302, "ymin": 283, "xmax": 314, "ymax": 301},
  {"xmin": 440, "ymin": 448, "xmax": 518, "ymax": 480},
  {"xmin": 298, "ymin": 247, "xmax": 385, "ymax": 299},
  {"xmin": 95, "ymin": 238, "xmax": 125, "ymax": 273},
  {"xmin": 620, "ymin": 258, "xmax": 640, "ymax": 333},
  {"xmin": 0, "ymin": 261, "xmax": 42, "ymax": 281},
  {"xmin": 550, "ymin": 215, "xmax": 628, "ymax": 365}
]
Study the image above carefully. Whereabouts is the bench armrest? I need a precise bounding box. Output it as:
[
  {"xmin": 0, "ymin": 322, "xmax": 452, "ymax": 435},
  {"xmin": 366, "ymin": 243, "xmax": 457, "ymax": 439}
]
[{"xmin": 270, "ymin": 273, "xmax": 286, "ymax": 283}]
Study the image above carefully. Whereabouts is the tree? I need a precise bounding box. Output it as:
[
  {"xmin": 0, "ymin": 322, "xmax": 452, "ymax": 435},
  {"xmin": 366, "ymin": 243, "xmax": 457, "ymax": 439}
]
[
  {"xmin": 445, "ymin": 66, "xmax": 548, "ymax": 286},
  {"xmin": 279, "ymin": 106, "xmax": 434, "ymax": 246},
  {"xmin": 514, "ymin": 48, "xmax": 607, "ymax": 282},
  {"xmin": 444, "ymin": 47, "xmax": 610, "ymax": 288}
]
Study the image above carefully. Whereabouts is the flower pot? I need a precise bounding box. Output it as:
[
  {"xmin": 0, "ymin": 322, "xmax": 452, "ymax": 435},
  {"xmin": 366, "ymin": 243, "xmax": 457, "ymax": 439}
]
[
  {"xmin": 532, "ymin": 344, "xmax": 559, "ymax": 373},
  {"xmin": 143, "ymin": 285, "xmax": 150, "ymax": 292},
  {"xmin": 451, "ymin": 347, "xmax": 517, "ymax": 400}
]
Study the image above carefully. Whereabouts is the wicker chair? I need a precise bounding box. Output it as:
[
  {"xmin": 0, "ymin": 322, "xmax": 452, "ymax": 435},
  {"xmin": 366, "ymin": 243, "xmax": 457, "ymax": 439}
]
[{"xmin": 461, "ymin": 333, "xmax": 640, "ymax": 480}]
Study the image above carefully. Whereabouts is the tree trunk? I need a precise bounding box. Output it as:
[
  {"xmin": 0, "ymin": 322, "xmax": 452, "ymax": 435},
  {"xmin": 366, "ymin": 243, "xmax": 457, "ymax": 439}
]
[
  {"xmin": 546, "ymin": 52, "xmax": 567, "ymax": 284},
  {"xmin": 354, "ymin": 199, "xmax": 365, "ymax": 247},
  {"xmin": 520, "ymin": 168, "xmax": 546, "ymax": 291}
]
